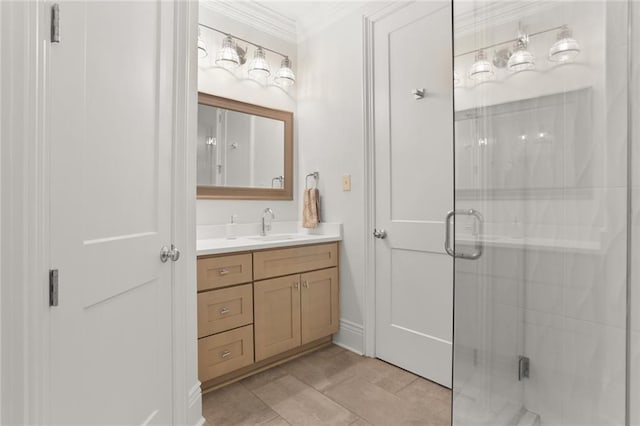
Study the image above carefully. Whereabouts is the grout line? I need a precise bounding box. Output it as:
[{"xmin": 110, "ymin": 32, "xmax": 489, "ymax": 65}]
[{"xmin": 393, "ymin": 377, "xmax": 419, "ymax": 395}]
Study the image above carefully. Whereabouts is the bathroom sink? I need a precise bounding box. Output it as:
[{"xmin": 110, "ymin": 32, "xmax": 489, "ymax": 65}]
[{"xmin": 246, "ymin": 234, "xmax": 303, "ymax": 242}]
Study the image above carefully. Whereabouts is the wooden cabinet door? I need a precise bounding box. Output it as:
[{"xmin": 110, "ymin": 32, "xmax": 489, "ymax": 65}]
[
  {"xmin": 300, "ymin": 268, "xmax": 340, "ymax": 344},
  {"xmin": 254, "ymin": 275, "xmax": 301, "ymax": 361}
]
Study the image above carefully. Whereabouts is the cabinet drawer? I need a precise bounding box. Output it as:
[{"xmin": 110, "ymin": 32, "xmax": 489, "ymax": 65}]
[
  {"xmin": 198, "ymin": 253, "xmax": 252, "ymax": 291},
  {"xmin": 253, "ymin": 243, "xmax": 338, "ymax": 280},
  {"xmin": 198, "ymin": 325, "xmax": 254, "ymax": 382},
  {"xmin": 198, "ymin": 284, "xmax": 253, "ymax": 338}
]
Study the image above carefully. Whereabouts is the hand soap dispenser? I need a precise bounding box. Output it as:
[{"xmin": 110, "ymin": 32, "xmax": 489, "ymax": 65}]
[{"xmin": 226, "ymin": 214, "xmax": 238, "ymax": 239}]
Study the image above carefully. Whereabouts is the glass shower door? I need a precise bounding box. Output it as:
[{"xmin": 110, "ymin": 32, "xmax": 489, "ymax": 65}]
[{"xmin": 452, "ymin": 1, "xmax": 630, "ymax": 425}]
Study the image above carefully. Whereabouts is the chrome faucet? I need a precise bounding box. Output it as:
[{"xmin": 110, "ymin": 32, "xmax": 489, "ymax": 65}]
[{"xmin": 261, "ymin": 208, "xmax": 275, "ymax": 236}]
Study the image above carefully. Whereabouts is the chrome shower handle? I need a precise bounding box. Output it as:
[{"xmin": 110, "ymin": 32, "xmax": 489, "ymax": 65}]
[{"xmin": 445, "ymin": 209, "xmax": 484, "ymax": 260}]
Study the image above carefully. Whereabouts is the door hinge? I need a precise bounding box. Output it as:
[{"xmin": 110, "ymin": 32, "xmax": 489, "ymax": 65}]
[
  {"xmin": 51, "ymin": 3, "xmax": 60, "ymax": 43},
  {"xmin": 49, "ymin": 269, "xmax": 59, "ymax": 307},
  {"xmin": 518, "ymin": 355, "xmax": 530, "ymax": 381}
]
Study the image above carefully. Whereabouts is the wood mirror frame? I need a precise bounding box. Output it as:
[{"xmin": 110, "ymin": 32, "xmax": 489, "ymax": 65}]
[{"xmin": 197, "ymin": 92, "xmax": 294, "ymax": 200}]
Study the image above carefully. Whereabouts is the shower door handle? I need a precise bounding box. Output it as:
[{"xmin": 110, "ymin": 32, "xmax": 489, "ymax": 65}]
[{"xmin": 445, "ymin": 209, "xmax": 484, "ymax": 260}]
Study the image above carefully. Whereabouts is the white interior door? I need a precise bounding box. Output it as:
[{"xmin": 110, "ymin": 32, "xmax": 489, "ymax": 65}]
[
  {"xmin": 374, "ymin": 2, "xmax": 454, "ymax": 388},
  {"xmin": 49, "ymin": 2, "xmax": 176, "ymax": 424}
]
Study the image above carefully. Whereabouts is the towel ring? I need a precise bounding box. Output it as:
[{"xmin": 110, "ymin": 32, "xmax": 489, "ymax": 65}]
[{"xmin": 305, "ymin": 172, "xmax": 319, "ymax": 189}]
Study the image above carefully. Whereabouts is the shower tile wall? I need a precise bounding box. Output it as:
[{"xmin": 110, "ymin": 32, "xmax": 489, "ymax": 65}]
[{"xmin": 453, "ymin": 2, "xmax": 629, "ymax": 425}]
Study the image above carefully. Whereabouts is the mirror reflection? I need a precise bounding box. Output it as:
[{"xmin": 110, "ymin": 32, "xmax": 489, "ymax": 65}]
[{"xmin": 197, "ymin": 105, "xmax": 285, "ymax": 189}]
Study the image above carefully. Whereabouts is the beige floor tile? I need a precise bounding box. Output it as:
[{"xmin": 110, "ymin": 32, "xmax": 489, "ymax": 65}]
[
  {"xmin": 202, "ymin": 382, "xmax": 279, "ymax": 426},
  {"xmin": 283, "ymin": 350, "xmax": 358, "ymax": 391},
  {"xmin": 241, "ymin": 365, "xmax": 288, "ymax": 391},
  {"xmin": 396, "ymin": 378, "xmax": 452, "ymax": 426},
  {"xmin": 324, "ymin": 376, "xmax": 429, "ymax": 425},
  {"xmin": 396, "ymin": 377, "xmax": 451, "ymax": 405},
  {"xmin": 262, "ymin": 416, "xmax": 291, "ymax": 426},
  {"xmin": 253, "ymin": 375, "xmax": 359, "ymax": 425},
  {"xmin": 350, "ymin": 357, "xmax": 418, "ymax": 394},
  {"xmin": 349, "ymin": 417, "xmax": 372, "ymax": 425},
  {"xmin": 312, "ymin": 344, "xmax": 346, "ymax": 359}
]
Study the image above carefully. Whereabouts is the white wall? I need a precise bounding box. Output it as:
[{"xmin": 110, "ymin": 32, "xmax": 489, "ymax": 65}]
[
  {"xmin": 297, "ymin": 11, "xmax": 366, "ymax": 352},
  {"xmin": 197, "ymin": 4, "xmax": 298, "ymax": 226}
]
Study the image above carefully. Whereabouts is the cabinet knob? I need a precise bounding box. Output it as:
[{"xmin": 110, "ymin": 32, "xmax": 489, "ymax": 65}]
[
  {"xmin": 219, "ymin": 269, "xmax": 230, "ymax": 276},
  {"xmin": 221, "ymin": 350, "xmax": 232, "ymax": 359},
  {"xmin": 293, "ymin": 282, "xmax": 299, "ymax": 289},
  {"xmin": 219, "ymin": 307, "xmax": 230, "ymax": 315},
  {"xmin": 303, "ymin": 281, "xmax": 309, "ymax": 288}
]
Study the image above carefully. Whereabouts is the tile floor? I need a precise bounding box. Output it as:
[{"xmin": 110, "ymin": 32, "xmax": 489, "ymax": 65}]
[{"xmin": 202, "ymin": 344, "xmax": 452, "ymax": 426}]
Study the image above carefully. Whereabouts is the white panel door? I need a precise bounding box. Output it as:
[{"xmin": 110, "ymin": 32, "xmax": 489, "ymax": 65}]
[
  {"xmin": 49, "ymin": 2, "xmax": 175, "ymax": 424},
  {"xmin": 374, "ymin": 2, "xmax": 454, "ymax": 387}
]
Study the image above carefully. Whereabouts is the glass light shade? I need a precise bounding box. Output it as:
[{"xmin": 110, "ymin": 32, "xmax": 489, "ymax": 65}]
[
  {"xmin": 197, "ymin": 35, "xmax": 208, "ymax": 59},
  {"xmin": 549, "ymin": 28, "xmax": 580, "ymax": 62},
  {"xmin": 468, "ymin": 51, "xmax": 494, "ymax": 82},
  {"xmin": 248, "ymin": 47, "xmax": 271, "ymax": 79},
  {"xmin": 215, "ymin": 36, "xmax": 240, "ymax": 69},
  {"xmin": 274, "ymin": 57, "xmax": 295, "ymax": 87},
  {"xmin": 508, "ymin": 38, "xmax": 535, "ymax": 72},
  {"xmin": 453, "ymin": 70, "xmax": 462, "ymax": 87}
]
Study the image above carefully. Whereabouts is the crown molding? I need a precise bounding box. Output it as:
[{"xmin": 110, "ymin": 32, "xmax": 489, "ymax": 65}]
[
  {"xmin": 201, "ymin": 1, "xmax": 557, "ymax": 46},
  {"xmin": 454, "ymin": 1, "xmax": 556, "ymax": 38},
  {"xmin": 200, "ymin": 1, "xmax": 297, "ymax": 44}
]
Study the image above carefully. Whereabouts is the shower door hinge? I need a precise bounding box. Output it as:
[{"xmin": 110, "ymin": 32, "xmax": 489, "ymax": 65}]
[
  {"xmin": 51, "ymin": 4, "xmax": 60, "ymax": 43},
  {"xmin": 518, "ymin": 355, "xmax": 530, "ymax": 381},
  {"xmin": 49, "ymin": 269, "xmax": 59, "ymax": 307}
]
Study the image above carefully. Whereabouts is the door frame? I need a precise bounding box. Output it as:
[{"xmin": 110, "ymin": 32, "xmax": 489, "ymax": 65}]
[
  {"xmin": 0, "ymin": 2, "xmax": 202, "ymax": 424},
  {"xmin": 361, "ymin": 1, "xmax": 415, "ymax": 358}
]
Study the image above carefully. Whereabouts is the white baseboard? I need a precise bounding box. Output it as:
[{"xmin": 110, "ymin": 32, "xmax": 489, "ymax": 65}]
[
  {"xmin": 188, "ymin": 381, "xmax": 204, "ymax": 426},
  {"xmin": 333, "ymin": 319, "xmax": 364, "ymax": 355}
]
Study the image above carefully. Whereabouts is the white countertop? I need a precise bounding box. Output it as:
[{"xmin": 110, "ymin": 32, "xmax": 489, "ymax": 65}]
[{"xmin": 196, "ymin": 222, "xmax": 342, "ymax": 256}]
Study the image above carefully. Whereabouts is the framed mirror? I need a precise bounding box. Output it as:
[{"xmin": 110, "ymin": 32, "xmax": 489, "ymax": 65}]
[{"xmin": 197, "ymin": 92, "xmax": 293, "ymax": 200}]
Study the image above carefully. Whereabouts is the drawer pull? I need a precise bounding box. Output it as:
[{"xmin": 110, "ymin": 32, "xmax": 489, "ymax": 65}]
[
  {"xmin": 221, "ymin": 350, "xmax": 232, "ymax": 359},
  {"xmin": 219, "ymin": 307, "xmax": 230, "ymax": 315},
  {"xmin": 219, "ymin": 269, "xmax": 230, "ymax": 276}
]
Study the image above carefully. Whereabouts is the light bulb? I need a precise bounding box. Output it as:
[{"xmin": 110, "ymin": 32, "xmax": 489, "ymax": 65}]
[
  {"xmin": 248, "ymin": 47, "xmax": 271, "ymax": 79},
  {"xmin": 508, "ymin": 36, "xmax": 535, "ymax": 72},
  {"xmin": 197, "ymin": 32, "xmax": 208, "ymax": 59},
  {"xmin": 274, "ymin": 57, "xmax": 295, "ymax": 87},
  {"xmin": 549, "ymin": 27, "xmax": 580, "ymax": 62},
  {"xmin": 215, "ymin": 35, "xmax": 240, "ymax": 70},
  {"xmin": 453, "ymin": 70, "xmax": 463, "ymax": 87},
  {"xmin": 468, "ymin": 50, "xmax": 494, "ymax": 82}
]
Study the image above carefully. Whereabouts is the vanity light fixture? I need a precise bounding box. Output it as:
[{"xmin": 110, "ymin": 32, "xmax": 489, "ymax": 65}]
[
  {"xmin": 455, "ymin": 23, "xmax": 579, "ymax": 87},
  {"xmin": 199, "ymin": 23, "xmax": 295, "ymax": 87},
  {"xmin": 468, "ymin": 50, "xmax": 495, "ymax": 82},
  {"xmin": 507, "ymin": 34, "xmax": 535, "ymax": 72},
  {"xmin": 274, "ymin": 57, "xmax": 296, "ymax": 87},
  {"xmin": 549, "ymin": 26, "xmax": 580, "ymax": 62},
  {"xmin": 248, "ymin": 47, "xmax": 271, "ymax": 79}
]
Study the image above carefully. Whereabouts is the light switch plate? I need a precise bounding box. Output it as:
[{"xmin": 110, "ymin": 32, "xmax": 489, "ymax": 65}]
[{"xmin": 342, "ymin": 175, "xmax": 351, "ymax": 191}]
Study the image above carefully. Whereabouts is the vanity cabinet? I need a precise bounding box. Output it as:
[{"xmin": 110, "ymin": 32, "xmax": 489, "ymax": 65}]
[
  {"xmin": 254, "ymin": 267, "xmax": 339, "ymax": 361},
  {"xmin": 197, "ymin": 242, "xmax": 339, "ymax": 390}
]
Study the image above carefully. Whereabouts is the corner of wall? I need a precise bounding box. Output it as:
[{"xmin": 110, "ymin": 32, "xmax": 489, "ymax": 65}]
[{"xmin": 334, "ymin": 319, "xmax": 365, "ymax": 355}]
